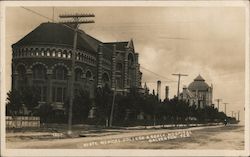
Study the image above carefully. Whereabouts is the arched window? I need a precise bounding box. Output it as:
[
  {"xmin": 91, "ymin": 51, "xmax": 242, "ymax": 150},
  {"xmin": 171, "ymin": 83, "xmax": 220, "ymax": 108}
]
[
  {"xmin": 46, "ymin": 51, "xmax": 50, "ymax": 56},
  {"xmin": 52, "ymin": 86, "xmax": 66, "ymax": 103},
  {"xmin": 53, "ymin": 66, "xmax": 67, "ymax": 80},
  {"xmin": 86, "ymin": 70, "xmax": 92, "ymax": 79},
  {"xmin": 52, "ymin": 50, "xmax": 56, "ymax": 57},
  {"xmin": 116, "ymin": 63, "xmax": 123, "ymax": 72},
  {"xmin": 102, "ymin": 73, "xmax": 110, "ymax": 87},
  {"xmin": 75, "ymin": 68, "xmax": 83, "ymax": 81},
  {"xmin": 32, "ymin": 64, "xmax": 46, "ymax": 79},
  {"xmin": 68, "ymin": 52, "xmax": 72, "ymax": 58},
  {"xmin": 40, "ymin": 49, "xmax": 45, "ymax": 56},
  {"xmin": 62, "ymin": 50, "xmax": 67, "ymax": 58},
  {"xmin": 58, "ymin": 51, "xmax": 62, "ymax": 57},
  {"xmin": 34, "ymin": 85, "xmax": 47, "ymax": 102}
]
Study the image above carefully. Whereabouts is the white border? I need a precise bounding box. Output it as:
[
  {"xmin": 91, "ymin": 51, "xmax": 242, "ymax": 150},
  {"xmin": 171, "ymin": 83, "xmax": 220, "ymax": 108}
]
[{"xmin": 1, "ymin": 1, "xmax": 249, "ymax": 156}]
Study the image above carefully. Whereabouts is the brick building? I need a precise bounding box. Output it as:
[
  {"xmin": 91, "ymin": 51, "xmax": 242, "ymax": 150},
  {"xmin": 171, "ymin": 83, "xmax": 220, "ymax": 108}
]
[{"xmin": 11, "ymin": 22, "xmax": 142, "ymax": 112}]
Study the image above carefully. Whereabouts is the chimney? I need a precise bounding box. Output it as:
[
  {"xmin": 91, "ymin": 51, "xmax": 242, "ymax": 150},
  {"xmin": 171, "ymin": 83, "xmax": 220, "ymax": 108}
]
[
  {"xmin": 157, "ymin": 80, "xmax": 161, "ymax": 100},
  {"xmin": 165, "ymin": 86, "xmax": 169, "ymax": 100}
]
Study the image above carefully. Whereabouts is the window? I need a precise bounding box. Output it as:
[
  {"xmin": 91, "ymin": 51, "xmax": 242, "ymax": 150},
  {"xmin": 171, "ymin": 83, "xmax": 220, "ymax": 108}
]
[
  {"xmin": 52, "ymin": 51, "xmax": 56, "ymax": 57},
  {"xmin": 32, "ymin": 64, "xmax": 46, "ymax": 79},
  {"xmin": 86, "ymin": 71, "xmax": 92, "ymax": 79},
  {"xmin": 75, "ymin": 68, "xmax": 82, "ymax": 81},
  {"xmin": 47, "ymin": 51, "xmax": 50, "ymax": 56},
  {"xmin": 116, "ymin": 63, "xmax": 123, "ymax": 72},
  {"xmin": 52, "ymin": 86, "xmax": 66, "ymax": 103},
  {"xmin": 53, "ymin": 66, "xmax": 67, "ymax": 80},
  {"xmin": 35, "ymin": 86, "xmax": 47, "ymax": 102},
  {"xmin": 116, "ymin": 77, "xmax": 123, "ymax": 89},
  {"xmin": 102, "ymin": 73, "xmax": 110, "ymax": 87},
  {"xmin": 58, "ymin": 51, "xmax": 62, "ymax": 57},
  {"xmin": 68, "ymin": 52, "xmax": 72, "ymax": 58},
  {"xmin": 62, "ymin": 51, "xmax": 67, "ymax": 58}
]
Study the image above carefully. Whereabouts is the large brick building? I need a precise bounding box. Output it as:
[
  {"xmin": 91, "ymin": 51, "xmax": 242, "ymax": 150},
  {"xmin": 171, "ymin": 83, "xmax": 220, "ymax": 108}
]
[{"xmin": 11, "ymin": 22, "xmax": 142, "ymax": 112}]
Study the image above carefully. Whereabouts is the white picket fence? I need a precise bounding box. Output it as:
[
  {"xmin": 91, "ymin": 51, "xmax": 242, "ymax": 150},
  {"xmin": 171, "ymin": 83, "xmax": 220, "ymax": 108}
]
[{"xmin": 6, "ymin": 116, "xmax": 40, "ymax": 128}]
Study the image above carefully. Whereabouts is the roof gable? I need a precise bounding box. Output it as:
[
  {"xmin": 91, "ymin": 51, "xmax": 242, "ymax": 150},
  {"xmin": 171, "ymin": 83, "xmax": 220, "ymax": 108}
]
[{"xmin": 127, "ymin": 39, "xmax": 135, "ymax": 51}]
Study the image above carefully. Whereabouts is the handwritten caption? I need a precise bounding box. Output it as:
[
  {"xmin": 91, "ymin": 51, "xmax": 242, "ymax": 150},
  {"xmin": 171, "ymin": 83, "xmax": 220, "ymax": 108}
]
[{"xmin": 79, "ymin": 130, "xmax": 192, "ymax": 148}]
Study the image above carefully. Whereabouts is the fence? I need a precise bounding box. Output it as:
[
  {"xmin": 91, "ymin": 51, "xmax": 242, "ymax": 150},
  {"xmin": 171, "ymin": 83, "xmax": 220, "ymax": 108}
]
[{"xmin": 6, "ymin": 116, "xmax": 40, "ymax": 128}]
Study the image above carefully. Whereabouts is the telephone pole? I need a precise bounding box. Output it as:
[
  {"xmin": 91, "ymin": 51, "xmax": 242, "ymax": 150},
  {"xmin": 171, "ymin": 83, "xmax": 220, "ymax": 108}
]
[
  {"xmin": 223, "ymin": 103, "xmax": 228, "ymax": 115},
  {"xmin": 231, "ymin": 111, "xmax": 234, "ymax": 117},
  {"xmin": 215, "ymin": 99, "xmax": 222, "ymax": 111},
  {"xmin": 237, "ymin": 111, "xmax": 240, "ymax": 121},
  {"xmin": 109, "ymin": 80, "xmax": 117, "ymax": 127},
  {"xmin": 172, "ymin": 73, "xmax": 188, "ymax": 98},
  {"xmin": 59, "ymin": 13, "xmax": 95, "ymax": 135}
]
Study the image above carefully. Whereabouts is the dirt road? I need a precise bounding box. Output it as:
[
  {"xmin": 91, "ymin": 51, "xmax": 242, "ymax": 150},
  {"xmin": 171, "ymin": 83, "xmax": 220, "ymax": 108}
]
[{"xmin": 6, "ymin": 124, "xmax": 244, "ymax": 149}]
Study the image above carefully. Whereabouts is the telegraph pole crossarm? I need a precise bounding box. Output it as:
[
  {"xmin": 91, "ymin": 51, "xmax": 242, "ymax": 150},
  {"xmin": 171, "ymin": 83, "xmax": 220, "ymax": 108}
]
[{"xmin": 59, "ymin": 13, "xmax": 95, "ymax": 136}]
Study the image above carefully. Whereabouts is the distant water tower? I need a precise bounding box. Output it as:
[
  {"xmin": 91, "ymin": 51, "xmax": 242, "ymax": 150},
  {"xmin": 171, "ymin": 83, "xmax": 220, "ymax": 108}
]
[
  {"xmin": 165, "ymin": 86, "xmax": 169, "ymax": 100},
  {"xmin": 157, "ymin": 80, "xmax": 161, "ymax": 100}
]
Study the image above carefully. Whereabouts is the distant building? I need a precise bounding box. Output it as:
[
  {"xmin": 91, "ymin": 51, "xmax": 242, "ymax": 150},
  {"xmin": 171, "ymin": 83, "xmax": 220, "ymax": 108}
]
[
  {"xmin": 180, "ymin": 75, "xmax": 213, "ymax": 108},
  {"xmin": 11, "ymin": 22, "xmax": 142, "ymax": 112}
]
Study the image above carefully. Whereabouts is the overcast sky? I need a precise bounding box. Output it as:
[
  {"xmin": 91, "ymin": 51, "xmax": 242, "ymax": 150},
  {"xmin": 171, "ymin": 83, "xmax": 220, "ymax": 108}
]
[{"xmin": 5, "ymin": 5, "xmax": 246, "ymax": 123}]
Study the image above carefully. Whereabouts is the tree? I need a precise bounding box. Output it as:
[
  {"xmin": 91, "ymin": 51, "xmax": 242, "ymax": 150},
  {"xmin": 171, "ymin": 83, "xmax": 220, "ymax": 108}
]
[
  {"xmin": 6, "ymin": 89, "xmax": 22, "ymax": 117},
  {"xmin": 72, "ymin": 89, "xmax": 91, "ymax": 123},
  {"xmin": 95, "ymin": 85, "xmax": 113, "ymax": 125},
  {"xmin": 21, "ymin": 86, "xmax": 40, "ymax": 113}
]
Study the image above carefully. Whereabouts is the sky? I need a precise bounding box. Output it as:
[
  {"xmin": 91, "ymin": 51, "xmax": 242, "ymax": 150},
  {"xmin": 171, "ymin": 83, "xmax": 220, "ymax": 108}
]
[{"xmin": 4, "ymin": 5, "xmax": 246, "ymax": 124}]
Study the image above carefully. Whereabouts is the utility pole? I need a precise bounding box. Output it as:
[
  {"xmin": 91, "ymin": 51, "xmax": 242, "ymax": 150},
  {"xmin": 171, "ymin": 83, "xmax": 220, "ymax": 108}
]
[
  {"xmin": 215, "ymin": 99, "xmax": 222, "ymax": 112},
  {"xmin": 223, "ymin": 103, "xmax": 228, "ymax": 116},
  {"xmin": 172, "ymin": 73, "xmax": 188, "ymax": 98},
  {"xmin": 237, "ymin": 111, "xmax": 240, "ymax": 121},
  {"xmin": 59, "ymin": 13, "xmax": 95, "ymax": 135},
  {"xmin": 52, "ymin": 7, "xmax": 55, "ymax": 22},
  {"xmin": 109, "ymin": 80, "xmax": 117, "ymax": 127},
  {"xmin": 231, "ymin": 111, "xmax": 234, "ymax": 117}
]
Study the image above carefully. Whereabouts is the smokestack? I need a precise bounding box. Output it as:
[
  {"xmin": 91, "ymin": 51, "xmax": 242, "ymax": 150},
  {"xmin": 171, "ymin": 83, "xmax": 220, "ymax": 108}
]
[
  {"xmin": 165, "ymin": 86, "xmax": 169, "ymax": 100},
  {"xmin": 157, "ymin": 80, "xmax": 161, "ymax": 100}
]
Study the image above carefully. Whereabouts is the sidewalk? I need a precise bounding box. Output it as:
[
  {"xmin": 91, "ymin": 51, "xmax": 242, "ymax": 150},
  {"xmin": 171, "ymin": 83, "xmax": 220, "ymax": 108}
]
[{"xmin": 6, "ymin": 122, "xmax": 224, "ymax": 140}]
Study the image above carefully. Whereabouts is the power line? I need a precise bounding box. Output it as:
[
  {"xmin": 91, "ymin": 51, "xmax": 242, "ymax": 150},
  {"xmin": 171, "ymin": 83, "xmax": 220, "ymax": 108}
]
[
  {"xmin": 21, "ymin": 7, "xmax": 53, "ymax": 21},
  {"xmin": 140, "ymin": 66, "xmax": 175, "ymax": 82}
]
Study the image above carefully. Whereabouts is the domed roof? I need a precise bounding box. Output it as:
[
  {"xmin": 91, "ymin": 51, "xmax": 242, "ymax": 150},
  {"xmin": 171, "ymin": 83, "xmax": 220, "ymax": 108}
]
[
  {"xmin": 188, "ymin": 75, "xmax": 209, "ymax": 91},
  {"xmin": 12, "ymin": 22, "xmax": 113, "ymax": 59}
]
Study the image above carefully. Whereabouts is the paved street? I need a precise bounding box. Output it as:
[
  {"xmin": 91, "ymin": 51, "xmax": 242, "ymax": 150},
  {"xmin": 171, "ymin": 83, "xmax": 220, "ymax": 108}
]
[{"xmin": 6, "ymin": 124, "xmax": 244, "ymax": 149}]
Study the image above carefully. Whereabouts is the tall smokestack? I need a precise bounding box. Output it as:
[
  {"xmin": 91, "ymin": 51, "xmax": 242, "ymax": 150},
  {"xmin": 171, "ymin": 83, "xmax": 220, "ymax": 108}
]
[
  {"xmin": 165, "ymin": 86, "xmax": 169, "ymax": 100},
  {"xmin": 157, "ymin": 80, "xmax": 161, "ymax": 100}
]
